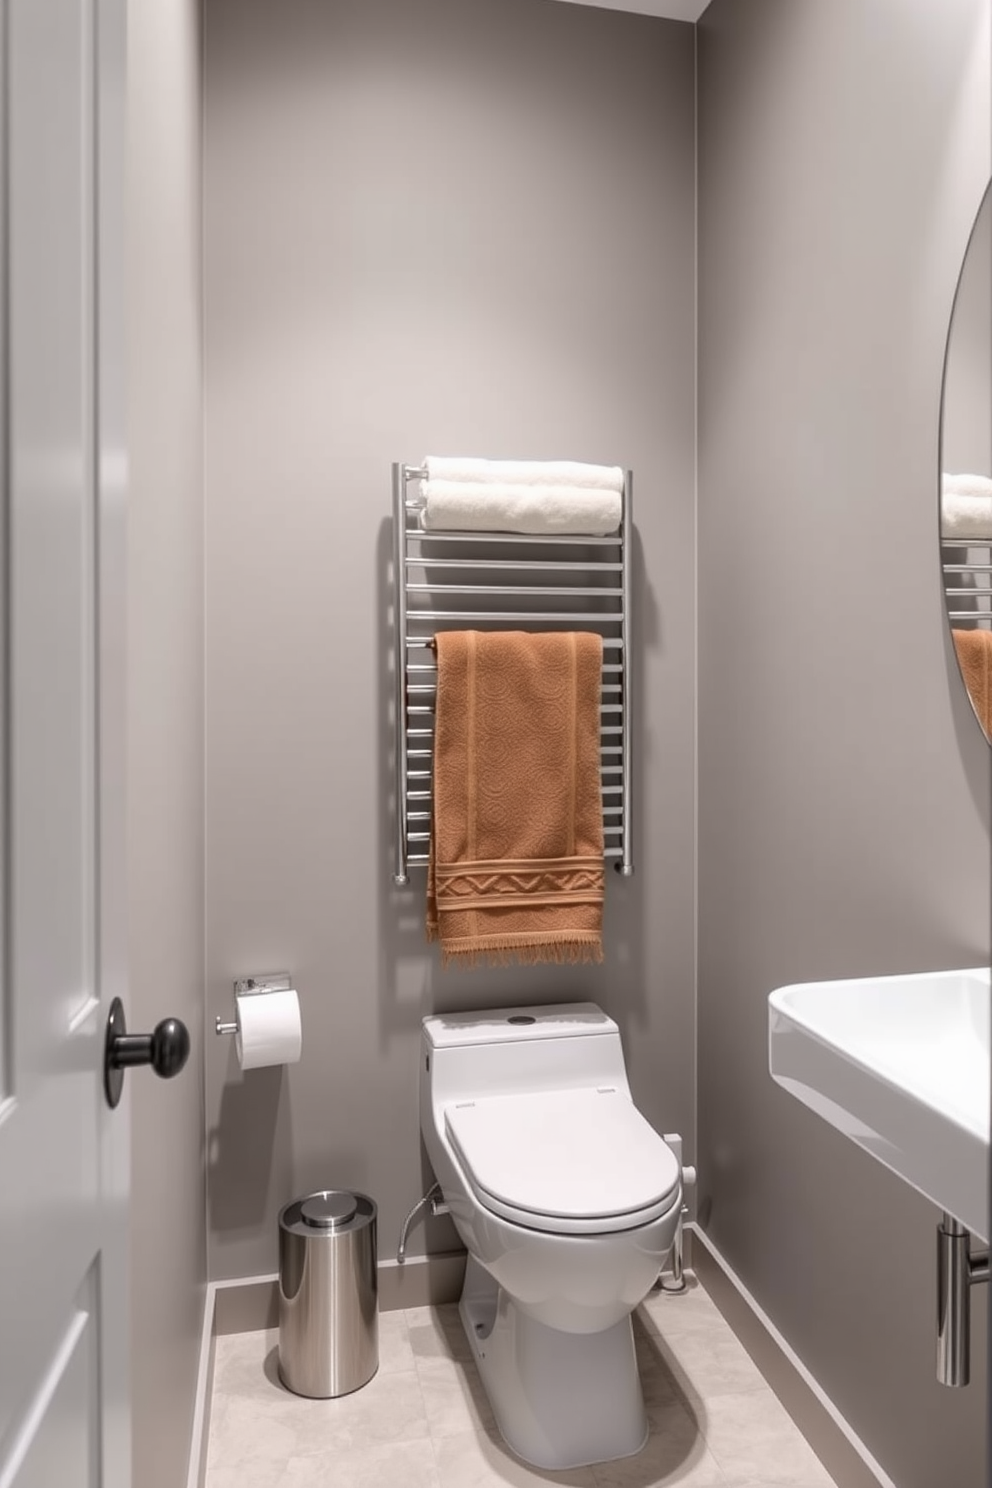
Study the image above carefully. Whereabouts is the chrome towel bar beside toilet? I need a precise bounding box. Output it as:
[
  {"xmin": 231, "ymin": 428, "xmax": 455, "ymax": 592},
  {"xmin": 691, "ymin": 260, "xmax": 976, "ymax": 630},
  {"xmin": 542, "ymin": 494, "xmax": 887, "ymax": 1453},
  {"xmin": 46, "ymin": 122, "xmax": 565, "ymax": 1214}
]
[{"xmin": 390, "ymin": 460, "xmax": 634, "ymax": 885}]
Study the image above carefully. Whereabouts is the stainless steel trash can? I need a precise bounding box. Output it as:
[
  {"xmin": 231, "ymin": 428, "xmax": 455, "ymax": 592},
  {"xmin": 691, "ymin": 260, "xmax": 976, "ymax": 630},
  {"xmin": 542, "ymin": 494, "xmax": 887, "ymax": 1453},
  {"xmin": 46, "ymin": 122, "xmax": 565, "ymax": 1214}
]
[{"xmin": 277, "ymin": 1190, "xmax": 378, "ymax": 1398}]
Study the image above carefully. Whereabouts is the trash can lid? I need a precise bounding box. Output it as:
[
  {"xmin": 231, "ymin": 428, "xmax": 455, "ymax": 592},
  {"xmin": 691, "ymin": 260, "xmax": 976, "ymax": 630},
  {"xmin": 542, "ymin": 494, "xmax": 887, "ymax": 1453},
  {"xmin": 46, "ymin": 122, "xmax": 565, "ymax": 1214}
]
[
  {"xmin": 278, "ymin": 1189, "xmax": 376, "ymax": 1238},
  {"xmin": 301, "ymin": 1191, "xmax": 359, "ymax": 1228}
]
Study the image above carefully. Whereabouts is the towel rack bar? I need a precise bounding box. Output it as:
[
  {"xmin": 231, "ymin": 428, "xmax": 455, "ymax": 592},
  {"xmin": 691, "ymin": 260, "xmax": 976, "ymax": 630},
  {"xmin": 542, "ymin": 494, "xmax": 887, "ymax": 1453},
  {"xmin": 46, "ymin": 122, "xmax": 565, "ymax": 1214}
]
[
  {"xmin": 409, "ymin": 610, "xmax": 624, "ymax": 624},
  {"xmin": 406, "ymin": 806, "xmax": 624, "ymax": 824},
  {"xmin": 406, "ymin": 826, "xmax": 624, "ymax": 845},
  {"xmin": 405, "ymin": 635, "xmax": 624, "ymax": 649},
  {"xmin": 948, "ymin": 610, "xmax": 992, "ymax": 619},
  {"xmin": 407, "ymin": 703, "xmax": 623, "ymax": 718},
  {"xmin": 404, "ymin": 815, "xmax": 627, "ymax": 827},
  {"xmin": 406, "ymin": 722, "xmax": 624, "ymax": 738},
  {"xmin": 393, "ymin": 461, "xmax": 411, "ymax": 882},
  {"xmin": 943, "ymin": 564, "xmax": 992, "ymax": 574},
  {"xmin": 409, "ymin": 742, "xmax": 622, "ymax": 755},
  {"xmin": 405, "ymin": 660, "xmax": 624, "ymax": 672},
  {"xmin": 392, "ymin": 461, "xmax": 633, "ymax": 883},
  {"xmin": 405, "ymin": 557, "xmax": 624, "ymax": 573},
  {"xmin": 618, "ymin": 470, "xmax": 633, "ymax": 875},
  {"xmin": 405, "ymin": 529, "xmax": 621, "ymax": 547},
  {"xmin": 404, "ymin": 848, "xmax": 626, "ymax": 866},
  {"xmin": 408, "ymin": 749, "xmax": 623, "ymax": 764},
  {"xmin": 406, "ymin": 792, "xmax": 618, "ymax": 804},
  {"xmin": 407, "ymin": 682, "xmax": 621, "ymax": 696},
  {"xmin": 945, "ymin": 588, "xmax": 992, "ymax": 597},
  {"xmin": 406, "ymin": 784, "xmax": 622, "ymax": 802},
  {"xmin": 408, "ymin": 749, "xmax": 626, "ymax": 788},
  {"xmin": 407, "ymin": 684, "xmax": 615, "ymax": 696},
  {"xmin": 407, "ymin": 698, "xmax": 621, "ymax": 711},
  {"xmin": 406, "ymin": 583, "xmax": 623, "ymax": 599},
  {"xmin": 941, "ymin": 536, "xmax": 992, "ymax": 546}
]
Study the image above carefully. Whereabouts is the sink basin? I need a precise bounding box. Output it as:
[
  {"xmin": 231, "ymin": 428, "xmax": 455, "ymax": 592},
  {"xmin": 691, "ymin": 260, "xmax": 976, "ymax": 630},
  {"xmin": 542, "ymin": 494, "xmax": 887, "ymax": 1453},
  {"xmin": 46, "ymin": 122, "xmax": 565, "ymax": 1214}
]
[{"xmin": 768, "ymin": 967, "xmax": 990, "ymax": 1240}]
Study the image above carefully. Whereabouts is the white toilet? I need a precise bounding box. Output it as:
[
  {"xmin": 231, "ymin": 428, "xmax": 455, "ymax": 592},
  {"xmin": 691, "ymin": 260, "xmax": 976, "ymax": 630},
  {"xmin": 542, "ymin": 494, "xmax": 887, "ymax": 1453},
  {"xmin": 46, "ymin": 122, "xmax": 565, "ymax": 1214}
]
[{"xmin": 420, "ymin": 1002, "xmax": 683, "ymax": 1470}]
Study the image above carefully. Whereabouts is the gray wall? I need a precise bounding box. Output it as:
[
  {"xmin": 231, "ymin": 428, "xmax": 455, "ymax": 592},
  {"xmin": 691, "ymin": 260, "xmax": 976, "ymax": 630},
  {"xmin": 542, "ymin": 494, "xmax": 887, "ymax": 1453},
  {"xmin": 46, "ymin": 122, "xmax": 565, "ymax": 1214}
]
[
  {"xmin": 943, "ymin": 189, "xmax": 991, "ymax": 477},
  {"xmin": 697, "ymin": 3, "xmax": 990, "ymax": 1486},
  {"xmin": 202, "ymin": 0, "xmax": 697, "ymax": 1280},
  {"xmin": 128, "ymin": 2, "xmax": 206, "ymax": 1483}
]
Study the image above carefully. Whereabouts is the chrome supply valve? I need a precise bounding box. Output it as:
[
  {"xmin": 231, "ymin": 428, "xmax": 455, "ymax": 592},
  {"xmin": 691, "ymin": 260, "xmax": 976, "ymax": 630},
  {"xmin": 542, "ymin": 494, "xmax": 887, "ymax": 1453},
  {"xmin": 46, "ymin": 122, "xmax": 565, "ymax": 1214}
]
[
  {"xmin": 661, "ymin": 1134, "xmax": 696, "ymax": 1295},
  {"xmin": 397, "ymin": 1181, "xmax": 449, "ymax": 1264}
]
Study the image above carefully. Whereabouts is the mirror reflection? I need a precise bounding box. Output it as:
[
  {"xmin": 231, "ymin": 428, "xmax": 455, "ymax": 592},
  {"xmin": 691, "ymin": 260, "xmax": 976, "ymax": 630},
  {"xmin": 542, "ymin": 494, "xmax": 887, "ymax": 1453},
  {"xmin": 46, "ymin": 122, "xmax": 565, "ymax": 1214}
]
[{"xmin": 941, "ymin": 181, "xmax": 992, "ymax": 742}]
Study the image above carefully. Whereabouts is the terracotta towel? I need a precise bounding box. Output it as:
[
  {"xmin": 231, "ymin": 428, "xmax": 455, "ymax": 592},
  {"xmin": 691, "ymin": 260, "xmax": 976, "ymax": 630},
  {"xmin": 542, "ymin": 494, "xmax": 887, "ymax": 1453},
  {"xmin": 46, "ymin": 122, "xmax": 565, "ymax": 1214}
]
[
  {"xmin": 952, "ymin": 628, "xmax": 992, "ymax": 738},
  {"xmin": 427, "ymin": 631, "xmax": 605, "ymax": 966}
]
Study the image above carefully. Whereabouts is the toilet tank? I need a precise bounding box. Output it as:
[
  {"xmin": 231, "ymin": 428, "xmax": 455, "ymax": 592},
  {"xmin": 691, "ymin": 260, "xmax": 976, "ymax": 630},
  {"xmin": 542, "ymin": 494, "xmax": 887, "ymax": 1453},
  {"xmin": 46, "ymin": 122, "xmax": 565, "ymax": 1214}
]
[{"xmin": 421, "ymin": 1003, "xmax": 631, "ymax": 1108}]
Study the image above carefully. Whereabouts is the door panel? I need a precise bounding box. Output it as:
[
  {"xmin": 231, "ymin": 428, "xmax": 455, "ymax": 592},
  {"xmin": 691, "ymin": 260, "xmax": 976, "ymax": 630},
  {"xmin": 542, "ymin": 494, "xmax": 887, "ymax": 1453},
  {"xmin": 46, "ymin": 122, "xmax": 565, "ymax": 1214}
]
[
  {"xmin": 0, "ymin": 0, "xmax": 128, "ymax": 1482},
  {"xmin": 0, "ymin": 1269, "xmax": 99, "ymax": 1488},
  {"xmin": 9, "ymin": 0, "xmax": 94, "ymax": 1099}
]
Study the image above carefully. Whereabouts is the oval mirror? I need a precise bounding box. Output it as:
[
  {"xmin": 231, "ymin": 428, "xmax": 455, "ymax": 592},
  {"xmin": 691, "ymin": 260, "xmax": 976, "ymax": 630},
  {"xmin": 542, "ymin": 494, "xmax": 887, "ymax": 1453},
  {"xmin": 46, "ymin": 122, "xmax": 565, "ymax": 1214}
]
[{"xmin": 941, "ymin": 181, "xmax": 992, "ymax": 743}]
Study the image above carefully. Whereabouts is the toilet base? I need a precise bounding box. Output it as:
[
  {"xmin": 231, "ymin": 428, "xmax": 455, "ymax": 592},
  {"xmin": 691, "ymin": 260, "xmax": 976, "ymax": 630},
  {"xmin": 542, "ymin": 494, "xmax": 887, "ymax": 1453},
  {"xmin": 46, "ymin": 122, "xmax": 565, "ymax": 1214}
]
[{"xmin": 458, "ymin": 1255, "xmax": 649, "ymax": 1470}]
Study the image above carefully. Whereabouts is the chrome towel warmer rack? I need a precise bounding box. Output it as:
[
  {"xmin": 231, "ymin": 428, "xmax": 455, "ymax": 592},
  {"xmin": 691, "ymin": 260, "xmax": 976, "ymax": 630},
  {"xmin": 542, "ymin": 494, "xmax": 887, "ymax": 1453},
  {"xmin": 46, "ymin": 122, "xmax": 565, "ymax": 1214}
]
[
  {"xmin": 391, "ymin": 461, "xmax": 634, "ymax": 886},
  {"xmin": 942, "ymin": 535, "xmax": 992, "ymax": 625}
]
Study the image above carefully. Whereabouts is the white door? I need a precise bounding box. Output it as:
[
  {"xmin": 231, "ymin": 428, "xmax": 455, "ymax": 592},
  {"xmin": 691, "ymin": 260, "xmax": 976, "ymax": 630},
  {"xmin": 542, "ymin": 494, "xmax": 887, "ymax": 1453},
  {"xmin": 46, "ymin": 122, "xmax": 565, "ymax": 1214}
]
[{"xmin": 0, "ymin": 0, "xmax": 129, "ymax": 1485}]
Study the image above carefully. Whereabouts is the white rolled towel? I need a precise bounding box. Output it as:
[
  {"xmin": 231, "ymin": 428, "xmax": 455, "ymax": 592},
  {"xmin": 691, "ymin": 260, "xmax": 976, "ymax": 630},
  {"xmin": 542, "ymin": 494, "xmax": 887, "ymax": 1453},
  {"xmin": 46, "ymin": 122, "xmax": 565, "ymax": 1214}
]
[
  {"xmin": 942, "ymin": 472, "xmax": 992, "ymax": 498},
  {"xmin": 942, "ymin": 474, "xmax": 992, "ymax": 540},
  {"xmin": 422, "ymin": 456, "xmax": 624, "ymax": 493},
  {"xmin": 942, "ymin": 493, "xmax": 992, "ymax": 540},
  {"xmin": 419, "ymin": 480, "xmax": 622, "ymax": 536}
]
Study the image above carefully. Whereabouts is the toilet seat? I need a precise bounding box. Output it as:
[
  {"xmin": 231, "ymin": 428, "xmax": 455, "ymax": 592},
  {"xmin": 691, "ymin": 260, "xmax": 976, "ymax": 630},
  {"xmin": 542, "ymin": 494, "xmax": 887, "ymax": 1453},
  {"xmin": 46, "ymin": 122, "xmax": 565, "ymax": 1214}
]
[{"xmin": 444, "ymin": 1087, "xmax": 681, "ymax": 1236}]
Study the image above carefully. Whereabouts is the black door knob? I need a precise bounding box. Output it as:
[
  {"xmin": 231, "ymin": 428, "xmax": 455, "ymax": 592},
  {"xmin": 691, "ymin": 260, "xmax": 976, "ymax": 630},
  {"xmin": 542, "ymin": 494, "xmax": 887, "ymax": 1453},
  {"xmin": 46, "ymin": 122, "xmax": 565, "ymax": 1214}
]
[{"xmin": 104, "ymin": 996, "xmax": 191, "ymax": 1109}]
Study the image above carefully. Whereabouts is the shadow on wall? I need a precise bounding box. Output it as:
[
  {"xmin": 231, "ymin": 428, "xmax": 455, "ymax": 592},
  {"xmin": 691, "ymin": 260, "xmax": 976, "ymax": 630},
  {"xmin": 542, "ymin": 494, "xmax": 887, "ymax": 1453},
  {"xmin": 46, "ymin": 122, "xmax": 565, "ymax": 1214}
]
[
  {"xmin": 372, "ymin": 509, "xmax": 659, "ymax": 1045},
  {"xmin": 207, "ymin": 1043, "xmax": 371, "ymax": 1246},
  {"xmin": 207, "ymin": 1059, "xmax": 291, "ymax": 1237}
]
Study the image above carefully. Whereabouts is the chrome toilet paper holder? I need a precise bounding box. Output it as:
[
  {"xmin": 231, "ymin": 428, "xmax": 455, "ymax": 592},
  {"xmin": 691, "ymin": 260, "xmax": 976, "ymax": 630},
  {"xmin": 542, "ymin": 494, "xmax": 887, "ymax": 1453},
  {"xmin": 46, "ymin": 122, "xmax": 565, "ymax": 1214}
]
[{"xmin": 215, "ymin": 973, "xmax": 292, "ymax": 1036}]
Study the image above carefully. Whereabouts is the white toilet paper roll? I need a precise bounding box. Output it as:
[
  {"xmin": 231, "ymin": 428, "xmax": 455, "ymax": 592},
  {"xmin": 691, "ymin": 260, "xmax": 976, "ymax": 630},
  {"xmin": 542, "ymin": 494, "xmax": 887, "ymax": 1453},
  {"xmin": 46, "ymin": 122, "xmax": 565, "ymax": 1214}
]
[{"xmin": 235, "ymin": 987, "xmax": 303, "ymax": 1070}]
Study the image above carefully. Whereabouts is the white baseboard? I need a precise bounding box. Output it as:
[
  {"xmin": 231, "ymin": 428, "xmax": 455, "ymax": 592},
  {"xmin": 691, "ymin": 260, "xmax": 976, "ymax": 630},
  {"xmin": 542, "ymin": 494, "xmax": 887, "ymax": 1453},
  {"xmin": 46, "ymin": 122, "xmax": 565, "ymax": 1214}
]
[
  {"xmin": 208, "ymin": 1250, "xmax": 468, "ymax": 1336},
  {"xmin": 378, "ymin": 1250, "xmax": 468, "ymax": 1311},
  {"xmin": 212, "ymin": 1272, "xmax": 279, "ymax": 1335},
  {"xmin": 184, "ymin": 1282, "xmax": 216, "ymax": 1488},
  {"xmin": 688, "ymin": 1224, "xmax": 897, "ymax": 1488}
]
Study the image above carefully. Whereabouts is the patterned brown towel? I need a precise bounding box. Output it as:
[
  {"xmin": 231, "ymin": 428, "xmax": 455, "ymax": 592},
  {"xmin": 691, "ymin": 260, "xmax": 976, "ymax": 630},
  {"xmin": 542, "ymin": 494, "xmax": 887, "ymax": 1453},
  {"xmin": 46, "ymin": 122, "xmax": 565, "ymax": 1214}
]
[
  {"xmin": 427, "ymin": 630, "xmax": 605, "ymax": 966},
  {"xmin": 952, "ymin": 628, "xmax": 992, "ymax": 737}
]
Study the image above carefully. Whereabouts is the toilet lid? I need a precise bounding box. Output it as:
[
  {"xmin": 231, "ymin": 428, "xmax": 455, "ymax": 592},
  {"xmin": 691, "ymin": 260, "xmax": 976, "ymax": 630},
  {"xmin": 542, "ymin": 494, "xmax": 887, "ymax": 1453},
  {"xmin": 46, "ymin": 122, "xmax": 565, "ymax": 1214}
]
[{"xmin": 444, "ymin": 1088, "xmax": 681, "ymax": 1233}]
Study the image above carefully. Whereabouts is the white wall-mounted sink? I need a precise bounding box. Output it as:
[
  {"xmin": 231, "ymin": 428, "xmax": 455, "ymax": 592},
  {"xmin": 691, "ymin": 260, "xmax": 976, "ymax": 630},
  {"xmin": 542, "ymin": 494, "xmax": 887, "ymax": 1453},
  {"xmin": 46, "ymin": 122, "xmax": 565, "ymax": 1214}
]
[{"xmin": 769, "ymin": 967, "xmax": 990, "ymax": 1240}]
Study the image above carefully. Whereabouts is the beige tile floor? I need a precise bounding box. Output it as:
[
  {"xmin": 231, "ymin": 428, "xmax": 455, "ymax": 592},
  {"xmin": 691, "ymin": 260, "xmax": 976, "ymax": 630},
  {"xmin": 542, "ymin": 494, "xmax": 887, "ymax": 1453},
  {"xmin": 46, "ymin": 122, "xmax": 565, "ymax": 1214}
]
[{"xmin": 205, "ymin": 1275, "xmax": 838, "ymax": 1488}]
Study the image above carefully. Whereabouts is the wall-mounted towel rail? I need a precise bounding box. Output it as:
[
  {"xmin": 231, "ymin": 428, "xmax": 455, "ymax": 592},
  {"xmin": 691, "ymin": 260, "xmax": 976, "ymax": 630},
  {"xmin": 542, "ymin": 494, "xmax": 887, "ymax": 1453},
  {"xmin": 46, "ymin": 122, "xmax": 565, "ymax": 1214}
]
[
  {"xmin": 942, "ymin": 535, "xmax": 992, "ymax": 623},
  {"xmin": 391, "ymin": 461, "xmax": 634, "ymax": 886}
]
